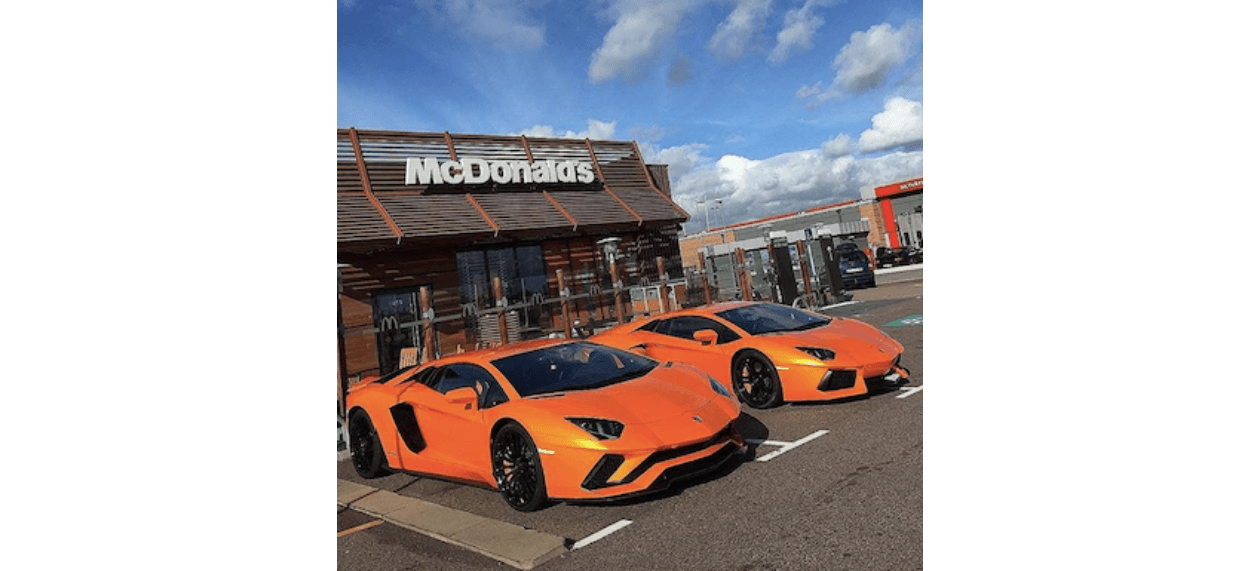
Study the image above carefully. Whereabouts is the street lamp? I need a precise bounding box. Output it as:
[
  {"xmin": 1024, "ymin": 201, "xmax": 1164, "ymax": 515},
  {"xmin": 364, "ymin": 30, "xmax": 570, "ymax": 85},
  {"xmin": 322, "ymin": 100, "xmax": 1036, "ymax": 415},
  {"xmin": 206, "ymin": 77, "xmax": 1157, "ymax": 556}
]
[{"xmin": 695, "ymin": 197, "xmax": 710, "ymax": 232}]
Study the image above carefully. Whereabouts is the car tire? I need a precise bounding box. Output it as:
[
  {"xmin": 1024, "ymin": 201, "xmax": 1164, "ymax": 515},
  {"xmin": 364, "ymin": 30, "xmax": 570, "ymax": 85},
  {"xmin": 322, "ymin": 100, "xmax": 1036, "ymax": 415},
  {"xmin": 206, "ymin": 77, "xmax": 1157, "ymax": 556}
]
[
  {"xmin": 348, "ymin": 409, "xmax": 389, "ymax": 479},
  {"xmin": 491, "ymin": 422, "xmax": 548, "ymax": 512},
  {"xmin": 732, "ymin": 351, "xmax": 784, "ymax": 409}
]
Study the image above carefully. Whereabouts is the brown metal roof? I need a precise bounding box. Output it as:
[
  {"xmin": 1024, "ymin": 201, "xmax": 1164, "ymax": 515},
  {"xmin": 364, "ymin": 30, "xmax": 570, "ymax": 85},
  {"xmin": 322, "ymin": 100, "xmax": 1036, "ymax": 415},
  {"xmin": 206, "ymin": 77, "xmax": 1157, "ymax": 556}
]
[
  {"xmin": 337, "ymin": 128, "xmax": 687, "ymax": 246},
  {"xmin": 546, "ymin": 190, "xmax": 640, "ymax": 227},
  {"xmin": 473, "ymin": 192, "xmax": 574, "ymax": 233},
  {"xmin": 377, "ymin": 193, "xmax": 496, "ymax": 239},
  {"xmin": 337, "ymin": 195, "xmax": 397, "ymax": 243}
]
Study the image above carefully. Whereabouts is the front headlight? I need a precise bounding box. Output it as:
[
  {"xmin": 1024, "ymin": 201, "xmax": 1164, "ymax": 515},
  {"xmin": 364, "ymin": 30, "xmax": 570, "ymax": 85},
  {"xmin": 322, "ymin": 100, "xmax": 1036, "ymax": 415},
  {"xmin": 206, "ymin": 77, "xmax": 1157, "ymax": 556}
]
[
  {"xmin": 566, "ymin": 417, "xmax": 625, "ymax": 440},
  {"xmin": 797, "ymin": 346, "xmax": 835, "ymax": 361},
  {"xmin": 708, "ymin": 375, "xmax": 732, "ymax": 398}
]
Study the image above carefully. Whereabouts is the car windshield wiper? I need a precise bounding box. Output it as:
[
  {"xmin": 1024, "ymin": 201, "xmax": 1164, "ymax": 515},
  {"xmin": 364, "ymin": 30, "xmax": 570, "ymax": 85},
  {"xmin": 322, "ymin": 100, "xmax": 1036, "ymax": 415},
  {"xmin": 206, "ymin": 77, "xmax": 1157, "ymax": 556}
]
[
  {"xmin": 792, "ymin": 319, "xmax": 830, "ymax": 331},
  {"xmin": 592, "ymin": 367, "xmax": 654, "ymax": 387}
]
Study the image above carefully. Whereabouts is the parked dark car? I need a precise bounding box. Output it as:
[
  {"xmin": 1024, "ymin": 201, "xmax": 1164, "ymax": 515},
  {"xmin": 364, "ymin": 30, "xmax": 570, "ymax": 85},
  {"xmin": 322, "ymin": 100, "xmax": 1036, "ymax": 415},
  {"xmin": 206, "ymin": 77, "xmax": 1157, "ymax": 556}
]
[
  {"xmin": 876, "ymin": 246, "xmax": 918, "ymax": 268},
  {"xmin": 834, "ymin": 243, "xmax": 876, "ymax": 288}
]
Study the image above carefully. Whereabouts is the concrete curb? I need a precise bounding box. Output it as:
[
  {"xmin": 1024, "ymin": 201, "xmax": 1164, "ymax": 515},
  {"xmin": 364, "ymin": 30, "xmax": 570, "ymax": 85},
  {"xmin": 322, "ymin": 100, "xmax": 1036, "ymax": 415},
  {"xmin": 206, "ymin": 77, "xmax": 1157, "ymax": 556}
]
[{"xmin": 337, "ymin": 479, "xmax": 568, "ymax": 570}]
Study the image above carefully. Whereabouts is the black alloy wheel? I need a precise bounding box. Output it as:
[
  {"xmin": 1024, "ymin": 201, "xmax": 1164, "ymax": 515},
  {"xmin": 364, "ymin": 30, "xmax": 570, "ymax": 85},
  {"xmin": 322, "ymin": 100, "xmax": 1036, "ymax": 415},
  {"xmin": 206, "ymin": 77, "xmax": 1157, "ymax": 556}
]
[
  {"xmin": 733, "ymin": 352, "xmax": 784, "ymax": 409},
  {"xmin": 348, "ymin": 409, "xmax": 388, "ymax": 479},
  {"xmin": 491, "ymin": 422, "xmax": 548, "ymax": 512}
]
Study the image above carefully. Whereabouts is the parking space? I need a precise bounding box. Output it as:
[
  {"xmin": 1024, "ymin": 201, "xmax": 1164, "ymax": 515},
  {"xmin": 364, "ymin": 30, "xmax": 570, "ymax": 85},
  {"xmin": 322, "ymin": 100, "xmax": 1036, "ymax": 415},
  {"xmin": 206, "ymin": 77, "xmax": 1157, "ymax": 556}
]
[{"xmin": 337, "ymin": 277, "xmax": 923, "ymax": 570}]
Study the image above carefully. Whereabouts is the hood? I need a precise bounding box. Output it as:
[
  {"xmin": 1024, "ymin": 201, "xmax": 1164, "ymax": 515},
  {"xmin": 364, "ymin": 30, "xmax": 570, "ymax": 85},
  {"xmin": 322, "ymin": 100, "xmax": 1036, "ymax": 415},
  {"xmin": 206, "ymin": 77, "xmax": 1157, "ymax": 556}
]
[
  {"xmin": 519, "ymin": 364, "xmax": 716, "ymax": 425},
  {"xmin": 761, "ymin": 317, "xmax": 903, "ymax": 365}
]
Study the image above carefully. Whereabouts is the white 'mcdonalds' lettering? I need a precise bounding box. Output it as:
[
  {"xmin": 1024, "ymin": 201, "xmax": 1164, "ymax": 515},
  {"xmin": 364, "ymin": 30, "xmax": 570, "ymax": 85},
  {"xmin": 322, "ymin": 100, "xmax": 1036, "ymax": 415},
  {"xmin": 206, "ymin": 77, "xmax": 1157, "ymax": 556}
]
[
  {"xmin": 509, "ymin": 161, "xmax": 533, "ymax": 184},
  {"xmin": 403, "ymin": 156, "xmax": 599, "ymax": 186},
  {"xmin": 405, "ymin": 157, "xmax": 444, "ymax": 185},
  {"xmin": 441, "ymin": 159, "xmax": 464, "ymax": 183},
  {"xmin": 556, "ymin": 160, "xmax": 577, "ymax": 183},
  {"xmin": 531, "ymin": 160, "xmax": 556, "ymax": 183},
  {"xmin": 490, "ymin": 162, "xmax": 513, "ymax": 184},
  {"xmin": 463, "ymin": 158, "xmax": 490, "ymax": 184}
]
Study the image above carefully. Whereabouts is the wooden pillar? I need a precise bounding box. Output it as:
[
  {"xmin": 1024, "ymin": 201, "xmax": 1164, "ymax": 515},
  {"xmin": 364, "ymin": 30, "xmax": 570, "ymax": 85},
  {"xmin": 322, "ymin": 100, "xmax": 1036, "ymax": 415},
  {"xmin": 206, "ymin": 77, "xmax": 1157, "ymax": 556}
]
[
  {"xmin": 556, "ymin": 269, "xmax": 572, "ymax": 339},
  {"xmin": 493, "ymin": 276, "xmax": 507, "ymax": 346},
  {"xmin": 796, "ymin": 240, "xmax": 814, "ymax": 308},
  {"xmin": 656, "ymin": 256, "xmax": 669, "ymax": 313},
  {"xmin": 419, "ymin": 286, "xmax": 435, "ymax": 362}
]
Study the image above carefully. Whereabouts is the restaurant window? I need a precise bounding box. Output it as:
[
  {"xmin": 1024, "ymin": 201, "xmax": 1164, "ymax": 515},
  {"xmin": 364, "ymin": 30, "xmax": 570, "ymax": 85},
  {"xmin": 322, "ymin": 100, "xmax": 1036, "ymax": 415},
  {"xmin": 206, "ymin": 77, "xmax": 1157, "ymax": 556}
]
[
  {"xmin": 456, "ymin": 244, "xmax": 550, "ymax": 332},
  {"xmin": 372, "ymin": 286, "xmax": 422, "ymax": 374}
]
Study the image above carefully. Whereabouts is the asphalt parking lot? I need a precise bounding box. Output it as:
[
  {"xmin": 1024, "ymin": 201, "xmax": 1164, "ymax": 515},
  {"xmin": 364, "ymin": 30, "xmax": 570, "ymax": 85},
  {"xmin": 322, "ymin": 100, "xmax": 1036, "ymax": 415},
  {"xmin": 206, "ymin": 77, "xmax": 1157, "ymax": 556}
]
[{"xmin": 338, "ymin": 271, "xmax": 923, "ymax": 570}]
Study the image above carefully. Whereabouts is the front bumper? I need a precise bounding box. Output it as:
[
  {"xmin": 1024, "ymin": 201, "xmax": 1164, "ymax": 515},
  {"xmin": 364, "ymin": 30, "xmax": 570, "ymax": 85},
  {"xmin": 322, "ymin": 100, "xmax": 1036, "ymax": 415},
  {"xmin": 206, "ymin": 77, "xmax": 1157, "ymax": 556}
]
[
  {"xmin": 839, "ymin": 271, "xmax": 877, "ymax": 288},
  {"xmin": 537, "ymin": 398, "xmax": 746, "ymax": 501},
  {"xmin": 779, "ymin": 356, "xmax": 910, "ymax": 402}
]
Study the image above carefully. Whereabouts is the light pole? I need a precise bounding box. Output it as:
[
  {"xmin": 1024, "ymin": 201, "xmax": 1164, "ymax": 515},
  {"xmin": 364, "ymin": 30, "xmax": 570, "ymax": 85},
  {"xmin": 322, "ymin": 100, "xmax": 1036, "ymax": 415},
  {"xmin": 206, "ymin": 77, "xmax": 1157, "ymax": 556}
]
[{"xmin": 696, "ymin": 197, "xmax": 710, "ymax": 232}]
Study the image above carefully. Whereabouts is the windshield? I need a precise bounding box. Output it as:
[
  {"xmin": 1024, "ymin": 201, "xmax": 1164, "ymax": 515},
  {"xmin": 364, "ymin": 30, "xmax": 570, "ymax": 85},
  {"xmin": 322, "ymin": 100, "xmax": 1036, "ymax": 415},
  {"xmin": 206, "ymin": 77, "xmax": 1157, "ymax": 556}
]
[
  {"xmin": 838, "ymin": 250, "xmax": 868, "ymax": 264},
  {"xmin": 490, "ymin": 342, "xmax": 658, "ymax": 397},
  {"xmin": 715, "ymin": 303, "xmax": 831, "ymax": 335}
]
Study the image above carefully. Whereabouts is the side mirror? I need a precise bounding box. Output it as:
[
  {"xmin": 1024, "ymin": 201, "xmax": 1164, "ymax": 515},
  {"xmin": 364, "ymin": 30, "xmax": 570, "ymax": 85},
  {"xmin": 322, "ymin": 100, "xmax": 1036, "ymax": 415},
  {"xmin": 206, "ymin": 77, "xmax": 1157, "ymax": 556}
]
[
  {"xmin": 692, "ymin": 329, "xmax": 719, "ymax": 346},
  {"xmin": 445, "ymin": 387, "xmax": 478, "ymax": 406}
]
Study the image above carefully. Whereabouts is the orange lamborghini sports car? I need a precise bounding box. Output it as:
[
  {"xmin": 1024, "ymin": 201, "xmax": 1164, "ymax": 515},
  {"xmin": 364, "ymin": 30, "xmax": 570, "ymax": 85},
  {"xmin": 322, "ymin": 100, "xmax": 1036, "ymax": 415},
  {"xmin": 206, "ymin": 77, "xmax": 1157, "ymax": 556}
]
[
  {"xmin": 592, "ymin": 301, "xmax": 910, "ymax": 409},
  {"xmin": 345, "ymin": 339, "xmax": 745, "ymax": 511}
]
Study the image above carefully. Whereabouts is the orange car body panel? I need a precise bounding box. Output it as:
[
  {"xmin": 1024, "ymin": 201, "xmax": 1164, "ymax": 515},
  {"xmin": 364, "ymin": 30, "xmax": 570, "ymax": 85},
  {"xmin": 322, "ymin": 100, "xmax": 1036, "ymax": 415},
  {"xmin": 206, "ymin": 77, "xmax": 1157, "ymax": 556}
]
[
  {"xmin": 345, "ymin": 339, "xmax": 744, "ymax": 501},
  {"xmin": 592, "ymin": 302, "xmax": 908, "ymax": 403}
]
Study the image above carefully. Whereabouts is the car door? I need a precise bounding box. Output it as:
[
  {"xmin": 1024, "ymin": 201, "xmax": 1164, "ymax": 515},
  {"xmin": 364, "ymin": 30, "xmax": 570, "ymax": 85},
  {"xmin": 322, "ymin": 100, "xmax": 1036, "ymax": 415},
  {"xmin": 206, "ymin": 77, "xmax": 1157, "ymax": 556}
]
[
  {"xmin": 637, "ymin": 316, "xmax": 741, "ymax": 379},
  {"xmin": 395, "ymin": 363, "xmax": 492, "ymax": 480}
]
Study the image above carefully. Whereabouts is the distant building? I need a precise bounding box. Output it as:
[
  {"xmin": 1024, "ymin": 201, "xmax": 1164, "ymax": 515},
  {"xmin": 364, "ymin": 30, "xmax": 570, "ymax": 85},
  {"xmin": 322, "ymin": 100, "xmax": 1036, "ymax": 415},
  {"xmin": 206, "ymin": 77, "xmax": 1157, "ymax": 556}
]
[{"xmin": 677, "ymin": 176, "xmax": 922, "ymax": 302}]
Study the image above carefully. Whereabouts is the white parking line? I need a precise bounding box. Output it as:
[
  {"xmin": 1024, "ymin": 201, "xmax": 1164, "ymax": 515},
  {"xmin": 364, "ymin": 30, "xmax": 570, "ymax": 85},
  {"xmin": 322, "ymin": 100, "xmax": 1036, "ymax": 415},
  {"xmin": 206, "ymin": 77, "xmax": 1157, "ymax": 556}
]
[
  {"xmin": 572, "ymin": 519, "xmax": 633, "ymax": 550},
  {"xmin": 896, "ymin": 386, "xmax": 923, "ymax": 399},
  {"xmin": 755, "ymin": 430, "xmax": 829, "ymax": 462},
  {"xmin": 744, "ymin": 439, "xmax": 792, "ymax": 446}
]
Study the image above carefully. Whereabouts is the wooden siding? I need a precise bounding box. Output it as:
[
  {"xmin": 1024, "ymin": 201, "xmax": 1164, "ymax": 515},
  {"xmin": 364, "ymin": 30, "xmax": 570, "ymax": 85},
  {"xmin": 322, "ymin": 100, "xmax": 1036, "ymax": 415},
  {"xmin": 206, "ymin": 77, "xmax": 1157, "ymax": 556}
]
[
  {"xmin": 474, "ymin": 193, "xmax": 573, "ymax": 232},
  {"xmin": 449, "ymin": 133, "xmax": 529, "ymax": 161},
  {"xmin": 377, "ymin": 194, "xmax": 496, "ymax": 238},
  {"xmin": 647, "ymin": 164, "xmax": 671, "ymax": 197},
  {"xmin": 547, "ymin": 190, "xmax": 639, "ymax": 227},
  {"xmin": 338, "ymin": 195, "xmax": 397, "ymax": 242},
  {"xmin": 609, "ymin": 186, "xmax": 687, "ymax": 221}
]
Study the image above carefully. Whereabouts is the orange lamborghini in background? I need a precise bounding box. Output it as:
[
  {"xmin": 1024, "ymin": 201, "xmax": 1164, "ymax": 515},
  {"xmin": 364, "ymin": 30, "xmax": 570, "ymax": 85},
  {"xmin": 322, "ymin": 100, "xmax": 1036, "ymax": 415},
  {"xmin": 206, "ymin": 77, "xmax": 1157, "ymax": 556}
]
[
  {"xmin": 345, "ymin": 339, "xmax": 745, "ymax": 511},
  {"xmin": 592, "ymin": 302, "xmax": 910, "ymax": 409}
]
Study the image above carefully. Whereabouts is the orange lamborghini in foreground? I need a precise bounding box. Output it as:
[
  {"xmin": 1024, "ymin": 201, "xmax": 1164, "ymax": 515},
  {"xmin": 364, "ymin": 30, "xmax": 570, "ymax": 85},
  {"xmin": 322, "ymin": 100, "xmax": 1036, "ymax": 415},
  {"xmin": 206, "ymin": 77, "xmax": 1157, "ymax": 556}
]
[
  {"xmin": 345, "ymin": 339, "xmax": 745, "ymax": 511},
  {"xmin": 592, "ymin": 302, "xmax": 910, "ymax": 409}
]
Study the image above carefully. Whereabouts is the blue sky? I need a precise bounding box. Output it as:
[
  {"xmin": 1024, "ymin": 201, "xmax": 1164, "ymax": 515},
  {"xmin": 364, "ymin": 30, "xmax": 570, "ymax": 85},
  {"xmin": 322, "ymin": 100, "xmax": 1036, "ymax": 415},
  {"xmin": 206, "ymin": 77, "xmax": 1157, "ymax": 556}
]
[{"xmin": 338, "ymin": 0, "xmax": 924, "ymax": 233}]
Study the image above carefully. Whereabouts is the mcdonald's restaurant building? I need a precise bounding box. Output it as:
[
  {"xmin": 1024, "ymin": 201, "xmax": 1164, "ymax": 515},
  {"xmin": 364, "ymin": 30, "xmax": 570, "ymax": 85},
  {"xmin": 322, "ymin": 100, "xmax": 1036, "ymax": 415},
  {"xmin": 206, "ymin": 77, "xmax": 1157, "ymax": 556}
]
[{"xmin": 336, "ymin": 128, "xmax": 690, "ymax": 391}]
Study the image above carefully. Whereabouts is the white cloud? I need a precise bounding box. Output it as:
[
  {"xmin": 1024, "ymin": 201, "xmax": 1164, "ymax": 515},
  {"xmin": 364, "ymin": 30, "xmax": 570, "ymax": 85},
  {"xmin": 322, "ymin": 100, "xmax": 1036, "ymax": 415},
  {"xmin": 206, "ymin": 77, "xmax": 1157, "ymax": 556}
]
[
  {"xmin": 707, "ymin": 0, "xmax": 773, "ymax": 61},
  {"xmin": 642, "ymin": 142, "xmax": 709, "ymax": 178},
  {"xmin": 588, "ymin": 0, "xmax": 700, "ymax": 84},
  {"xmin": 857, "ymin": 97, "xmax": 922, "ymax": 153},
  {"xmin": 833, "ymin": 21, "xmax": 919, "ymax": 92},
  {"xmin": 797, "ymin": 20, "xmax": 921, "ymax": 105},
  {"xmin": 519, "ymin": 119, "xmax": 617, "ymax": 140},
  {"xmin": 629, "ymin": 124, "xmax": 671, "ymax": 143},
  {"xmin": 414, "ymin": 0, "xmax": 546, "ymax": 49},
  {"xmin": 821, "ymin": 133, "xmax": 853, "ymax": 157},
  {"xmin": 651, "ymin": 141, "xmax": 922, "ymax": 232},
  {"xmin": 768, "ymin": 0, "xmax": 838, "ymax": 64}
]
